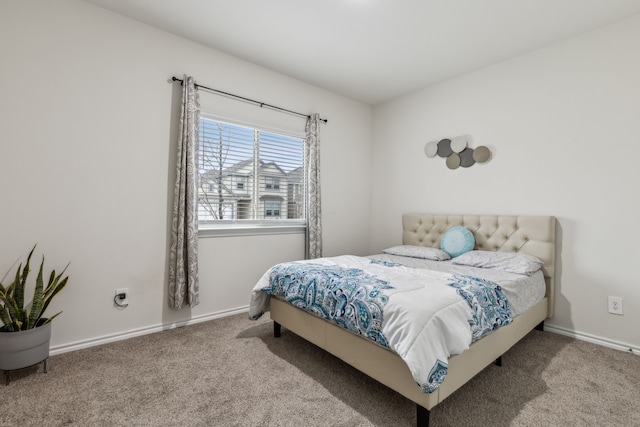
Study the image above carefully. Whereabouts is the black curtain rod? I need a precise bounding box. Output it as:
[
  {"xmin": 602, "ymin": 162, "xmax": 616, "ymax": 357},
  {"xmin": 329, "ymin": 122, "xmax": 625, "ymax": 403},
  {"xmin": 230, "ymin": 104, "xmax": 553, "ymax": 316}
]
[{"xmin": 171, "ymin": 76, "xmax": 327, "ymax": 123}]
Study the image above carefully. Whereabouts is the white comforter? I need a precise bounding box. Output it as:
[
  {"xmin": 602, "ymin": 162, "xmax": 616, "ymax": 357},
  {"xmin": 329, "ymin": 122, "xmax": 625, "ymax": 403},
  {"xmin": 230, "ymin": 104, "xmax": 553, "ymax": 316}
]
[{"xmin": 249, "ymin": 255, "xmax": 482, "ymax": 393}]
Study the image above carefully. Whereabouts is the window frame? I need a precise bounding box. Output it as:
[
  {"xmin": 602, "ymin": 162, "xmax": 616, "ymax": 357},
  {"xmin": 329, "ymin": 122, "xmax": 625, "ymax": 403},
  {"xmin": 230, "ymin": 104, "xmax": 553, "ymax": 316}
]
[{"xmin": 197, "ymin": 113, "xmax": 307, "ymax": 238}]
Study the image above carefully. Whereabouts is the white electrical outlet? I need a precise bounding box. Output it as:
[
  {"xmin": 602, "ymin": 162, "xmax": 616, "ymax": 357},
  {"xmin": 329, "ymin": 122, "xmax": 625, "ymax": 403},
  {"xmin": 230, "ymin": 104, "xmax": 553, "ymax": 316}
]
[
  {"xmin": 115, "ymin": 288, "xmax": 129, "ymax": 307},
  {"xmin": 608, "ymin": 296, "xmax": 623, "ymax": 315}
]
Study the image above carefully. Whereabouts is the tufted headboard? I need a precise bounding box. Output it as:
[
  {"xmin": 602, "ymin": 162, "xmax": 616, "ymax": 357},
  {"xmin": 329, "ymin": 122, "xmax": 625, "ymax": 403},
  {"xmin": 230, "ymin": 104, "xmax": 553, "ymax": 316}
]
[{"xmin": 402, "ymin": 214, "xmax": 556, "ymax": 318}]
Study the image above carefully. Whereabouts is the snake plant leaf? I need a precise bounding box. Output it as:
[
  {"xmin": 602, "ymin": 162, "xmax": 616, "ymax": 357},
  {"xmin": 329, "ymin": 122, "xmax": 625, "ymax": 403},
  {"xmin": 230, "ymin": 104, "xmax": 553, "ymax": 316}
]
[
  {"xmin": 0, "ymin": 310, "xmax": 13, "ymax": 331},
  {"xmin": 45, "ymin": 264, "xmax": 69, "ymax": 296},
  {"xmin": 38, "ymin": 276, "xmax": 68, "ymax": 322},
  {"xmin": 0, "ymin": 291, "xmax": 16, "ymax": 331},
  {"xmin": 12, "ymin": 264, "xmax": 22, "ymax": 308},
  {"xmin": 16, "ymin": 246, "xmax": 36, "ymax": 309},
  {"xmin": 48, "ymin": 270, "xmax": 56, "ymax": 288},
  {"xmin": 39, "ymin": 311, "xmax": 62, "ymax": 326},
  {"xmin": 27, "ymin": 256, "xmax": 46, "ymax": 329},
  {"xmin": 13, "ymin": 267, "xmax": 29, "ymax": 329},
  {"xmin": 0, "ymin": 287, "xmax": 23, "ymax": 330},
  {"xmin": 3, "ymin": 279, "xmax": 15, "ymax": 304}
]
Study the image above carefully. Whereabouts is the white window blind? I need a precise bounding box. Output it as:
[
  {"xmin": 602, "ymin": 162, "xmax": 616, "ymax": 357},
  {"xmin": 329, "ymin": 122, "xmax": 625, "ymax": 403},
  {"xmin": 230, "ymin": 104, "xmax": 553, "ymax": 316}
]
[{"xmin": 197, "ymin": 117, "xmax": 306, "ymax": 228}]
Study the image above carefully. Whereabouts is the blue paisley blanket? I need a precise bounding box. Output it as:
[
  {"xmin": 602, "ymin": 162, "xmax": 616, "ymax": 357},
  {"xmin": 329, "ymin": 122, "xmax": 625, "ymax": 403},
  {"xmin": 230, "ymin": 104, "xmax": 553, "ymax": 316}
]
[{"xmin": 249, "ymin": 255, "xmax": 512, "ymax": 393}]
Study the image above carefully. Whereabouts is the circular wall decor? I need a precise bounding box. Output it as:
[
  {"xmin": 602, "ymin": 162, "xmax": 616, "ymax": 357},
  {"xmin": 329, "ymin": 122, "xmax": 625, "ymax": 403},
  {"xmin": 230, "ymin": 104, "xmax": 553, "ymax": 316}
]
[
  {"xmin": 459, "ymin": 147, "xmax": 476, "ymax": 168},
  {"xmin": 436, "ymin": 139, "xmax": 452, "ymax": 157},
  {"xmin": 473, "ymin": 145, "xmax": 491, "ymax": 163},
  {"xmin": 425, "ymin": 135, "xmax": 492, "ymax": 169},
  {"xmin": 445, "ymin": 153, "xmax": 461, "ymax": 169},
  {"xmin": 424, "ymin": 141, "xmax": 438, "ymax": 158},
  {"xmin": 450, "ymin": 136, "xmax": 468, "ymax": 153}
]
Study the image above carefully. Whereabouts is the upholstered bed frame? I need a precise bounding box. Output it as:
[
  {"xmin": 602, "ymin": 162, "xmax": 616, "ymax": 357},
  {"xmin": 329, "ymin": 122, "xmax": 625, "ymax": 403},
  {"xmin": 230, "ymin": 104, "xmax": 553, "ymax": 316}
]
[{"xmin": 269, "ymin": 214, "xmax": 556, "ymax": 426}]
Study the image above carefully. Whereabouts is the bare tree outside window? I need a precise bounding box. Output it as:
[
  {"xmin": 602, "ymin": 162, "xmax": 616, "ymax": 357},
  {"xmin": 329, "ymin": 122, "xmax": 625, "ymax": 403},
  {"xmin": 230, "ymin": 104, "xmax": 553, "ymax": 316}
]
[{"xmin": 199, "ymin": 121, "xmax": 232, "ymax": 220}]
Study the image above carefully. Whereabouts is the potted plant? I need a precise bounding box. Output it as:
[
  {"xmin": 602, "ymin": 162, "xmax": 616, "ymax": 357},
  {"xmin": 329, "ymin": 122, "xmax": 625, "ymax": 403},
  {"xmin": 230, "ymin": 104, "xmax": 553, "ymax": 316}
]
[{"xmin": 0, "ymin": 245, "xmax": 69, "ymax": 384}]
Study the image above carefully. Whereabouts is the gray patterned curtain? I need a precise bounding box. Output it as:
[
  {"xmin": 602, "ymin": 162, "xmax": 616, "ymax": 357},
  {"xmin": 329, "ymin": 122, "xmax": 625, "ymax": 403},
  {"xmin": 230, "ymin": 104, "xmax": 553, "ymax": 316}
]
[
  {"xmin": 168, "ymin": 75, "xmax": 200, "ymax": 309},
  {"xmin": 305, "ymin": 114, "xmax": 322, "ymax": 259}
]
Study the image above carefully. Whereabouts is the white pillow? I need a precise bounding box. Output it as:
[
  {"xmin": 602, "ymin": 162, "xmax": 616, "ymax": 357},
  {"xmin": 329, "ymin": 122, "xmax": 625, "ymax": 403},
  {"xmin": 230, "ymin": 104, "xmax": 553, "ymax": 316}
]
[
  {"xmin": 382, "ymin": 245, "xmax": 451, "ymax": 261},
  {"xmin": 451, "ymin": 250, "xmax": 543, "ymax": 275}
]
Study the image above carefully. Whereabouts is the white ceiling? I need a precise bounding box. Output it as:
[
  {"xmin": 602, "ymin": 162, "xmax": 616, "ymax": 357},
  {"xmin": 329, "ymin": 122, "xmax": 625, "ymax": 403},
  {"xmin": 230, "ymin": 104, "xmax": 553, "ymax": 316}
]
[{"xmin": 83, "ymin": 0, "xmax": 640, "ymax": 105}]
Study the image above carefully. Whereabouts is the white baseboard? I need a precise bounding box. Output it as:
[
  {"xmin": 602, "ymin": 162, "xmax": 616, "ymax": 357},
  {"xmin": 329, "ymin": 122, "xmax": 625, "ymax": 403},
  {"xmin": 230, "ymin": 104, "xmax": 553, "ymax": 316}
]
[
  {"xmin": 544, "ymin": 324, "xmax": 640, "ymax": 356},
  {"xmin": 50, "ymin": 306, "xmax": 250, "ymax": 356},
  {"xmin": 50, "ymin": 309, "xmax": 640, "ymax": 358}
]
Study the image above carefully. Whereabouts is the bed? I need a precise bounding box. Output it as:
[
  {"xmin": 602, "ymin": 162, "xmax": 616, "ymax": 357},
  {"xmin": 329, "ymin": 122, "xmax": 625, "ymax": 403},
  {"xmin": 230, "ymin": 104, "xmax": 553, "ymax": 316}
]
[{"xmin": 250, "ymin": 214, "xmax": 556, "ymax": 426}]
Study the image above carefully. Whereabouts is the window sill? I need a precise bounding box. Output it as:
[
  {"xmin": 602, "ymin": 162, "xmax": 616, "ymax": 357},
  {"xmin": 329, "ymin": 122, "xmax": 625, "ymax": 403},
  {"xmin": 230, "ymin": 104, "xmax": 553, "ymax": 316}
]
[{"xmin": 198, "ymin": 224, "xmax": 306, "ymax": 238}]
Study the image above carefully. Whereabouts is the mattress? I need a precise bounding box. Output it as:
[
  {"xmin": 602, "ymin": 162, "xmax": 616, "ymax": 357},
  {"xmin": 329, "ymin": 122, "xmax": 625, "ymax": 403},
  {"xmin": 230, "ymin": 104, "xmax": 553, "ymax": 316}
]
[{"xmin": 367, "ymin": 253, "xmax": 546, "ymax": 317}]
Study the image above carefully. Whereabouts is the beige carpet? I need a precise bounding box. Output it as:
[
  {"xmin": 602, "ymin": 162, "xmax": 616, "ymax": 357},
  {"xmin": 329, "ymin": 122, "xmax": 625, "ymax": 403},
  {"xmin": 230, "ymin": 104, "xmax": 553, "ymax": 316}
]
[{"xmin": 1, "ymin": 313, "xmax": 639, "ymax": 426}]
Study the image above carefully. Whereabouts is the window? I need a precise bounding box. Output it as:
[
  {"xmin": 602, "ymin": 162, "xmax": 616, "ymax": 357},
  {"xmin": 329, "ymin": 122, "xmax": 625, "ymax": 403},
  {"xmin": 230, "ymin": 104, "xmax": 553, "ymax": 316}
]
[
  {"xmin": 264, "ymin": 202, "xmax": 281, "ymax": 218},
  {"xmin": 236, "ymin": 176, "xmax": 245, "ymax": 190},
  {"xmin": 197, "ymin": 117, "xmax": 305, "ymax": 228},
  {"xmin": 265, "ymin": 176, "xmax": 280, "ymax": 190}
]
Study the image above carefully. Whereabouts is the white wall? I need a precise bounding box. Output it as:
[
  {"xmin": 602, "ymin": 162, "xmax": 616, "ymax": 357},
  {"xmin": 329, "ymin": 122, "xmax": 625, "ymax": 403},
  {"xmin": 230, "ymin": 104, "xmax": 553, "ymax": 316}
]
[
  {"xmin": 0, "ymin": 0, "xmax": 373, "ymax": 351},
  {"xmin": 372, "ymin": 14, "xmax": 640, "ymax": 350}
]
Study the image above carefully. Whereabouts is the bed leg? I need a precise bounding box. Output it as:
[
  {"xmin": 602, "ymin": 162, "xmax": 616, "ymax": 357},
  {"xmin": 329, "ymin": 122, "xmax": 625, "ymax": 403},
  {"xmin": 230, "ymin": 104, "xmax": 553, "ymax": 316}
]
[
  {"xmin": 535, "ymin": 321, "xmax": 544, "ymax": 331},
  {"xmin": 416, "ymin": 404, "xmax": 430, "ymax": 427},
  {"xmin": 495, "ymin": 356, "xmax": 502, "ymax": 367},
  {"xmin": 274, "ymin": 321, "xmax": 281, "ymax": 338}
]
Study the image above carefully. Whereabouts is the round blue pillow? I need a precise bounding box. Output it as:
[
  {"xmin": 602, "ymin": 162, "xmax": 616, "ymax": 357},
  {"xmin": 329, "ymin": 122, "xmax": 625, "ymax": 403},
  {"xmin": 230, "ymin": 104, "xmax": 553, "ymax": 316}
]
[{"xmin": 440, "ymin": 226, "xmax": 475, "ymax": 257}]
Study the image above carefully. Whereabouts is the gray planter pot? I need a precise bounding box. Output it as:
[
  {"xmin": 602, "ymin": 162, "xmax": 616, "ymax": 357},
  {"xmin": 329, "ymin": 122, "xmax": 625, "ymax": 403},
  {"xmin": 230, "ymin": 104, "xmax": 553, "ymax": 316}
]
[{"xmin": 0, "ymin": 321, "xmax": 51, "ymax": 371}]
